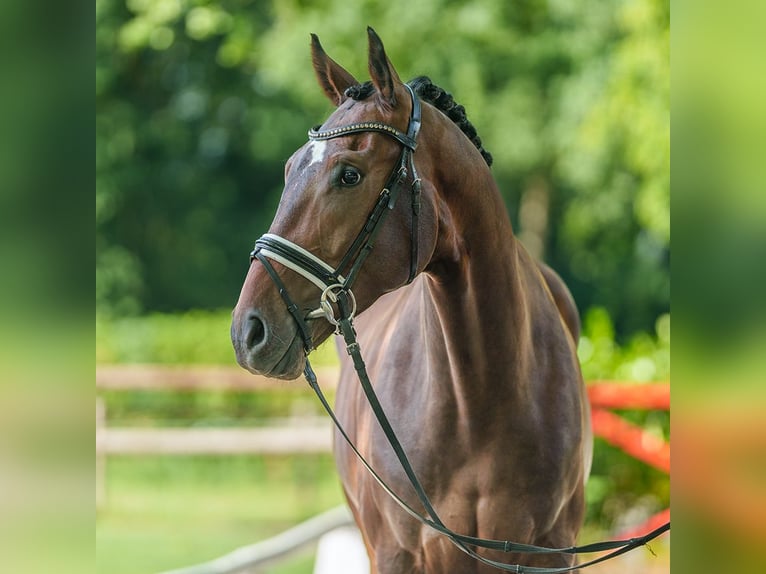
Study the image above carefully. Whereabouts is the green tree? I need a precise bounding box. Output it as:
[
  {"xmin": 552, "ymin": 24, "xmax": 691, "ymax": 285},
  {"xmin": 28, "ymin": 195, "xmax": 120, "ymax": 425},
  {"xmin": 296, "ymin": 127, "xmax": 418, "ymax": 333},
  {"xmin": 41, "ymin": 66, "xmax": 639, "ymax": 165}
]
[{"xmin": 96, "ymin": 0, "xmax": 668, "ymax": 339}]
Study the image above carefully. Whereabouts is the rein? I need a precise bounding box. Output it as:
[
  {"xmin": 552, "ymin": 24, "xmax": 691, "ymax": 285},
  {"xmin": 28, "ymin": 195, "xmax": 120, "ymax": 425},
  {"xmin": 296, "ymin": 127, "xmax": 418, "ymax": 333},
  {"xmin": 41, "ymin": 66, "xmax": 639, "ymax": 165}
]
[{"xmin": 248, "ymin": 84, "xmax": 669, "ymax": 572}]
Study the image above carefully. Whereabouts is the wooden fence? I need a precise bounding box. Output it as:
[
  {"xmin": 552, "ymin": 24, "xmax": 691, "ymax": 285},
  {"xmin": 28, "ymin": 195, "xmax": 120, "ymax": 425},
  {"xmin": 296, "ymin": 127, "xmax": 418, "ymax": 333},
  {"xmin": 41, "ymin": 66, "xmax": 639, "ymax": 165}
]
[
  {"xmin": 97, "ymin": 367, "xmax": 669, "ymax": 463},
  {"xmin": 155, "ymin": 505, "xmax": 357, "ymax": 574},
  {"xmin": 96, "ymin": 365, "xmax": 669, "ymax": 514},
  {"xmin": 96, "ymin": 369, "xmax": 336, "ymax": 456},
  {"xmin": 96, "ymin": 364, "xmax": 341, "ymax": 392},
  {"xmin": 95, "ymin": 364, "xmax": 339, "ymax": 506},
  {"xmin": 96, "ymin": 365, "xmax": 669, "ymax": 572}
]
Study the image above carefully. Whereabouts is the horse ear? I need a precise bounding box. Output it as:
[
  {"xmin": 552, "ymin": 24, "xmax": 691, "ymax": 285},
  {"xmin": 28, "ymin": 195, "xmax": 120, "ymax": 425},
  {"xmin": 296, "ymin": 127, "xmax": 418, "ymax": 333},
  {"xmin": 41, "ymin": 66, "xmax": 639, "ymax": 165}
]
[
  {"xmin": 311, "ymin": 33, "xmax": 358, "ymax": 106},
  {"xmin": 367, "ymin": 27, "xmax": 401, "ymax": 109}
]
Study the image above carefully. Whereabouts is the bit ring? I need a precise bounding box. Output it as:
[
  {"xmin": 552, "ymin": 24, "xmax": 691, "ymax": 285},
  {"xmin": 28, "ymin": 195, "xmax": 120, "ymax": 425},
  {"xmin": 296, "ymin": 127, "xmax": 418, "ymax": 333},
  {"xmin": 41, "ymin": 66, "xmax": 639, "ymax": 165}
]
[{"xmin": 319, "ymin": 284, "xmax": 357, "ymax": 326}]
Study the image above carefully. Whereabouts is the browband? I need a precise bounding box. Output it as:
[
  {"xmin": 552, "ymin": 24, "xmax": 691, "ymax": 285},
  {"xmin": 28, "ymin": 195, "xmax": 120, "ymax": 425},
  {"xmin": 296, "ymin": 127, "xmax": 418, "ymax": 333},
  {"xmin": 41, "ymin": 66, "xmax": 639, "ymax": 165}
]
[
  {"xmin": 309, "ymin": 121, "xmax": 417, "ymax": 150},
  {"xmin": 308, "ymin": 83, "xmax": 422, "ymax": 151}
]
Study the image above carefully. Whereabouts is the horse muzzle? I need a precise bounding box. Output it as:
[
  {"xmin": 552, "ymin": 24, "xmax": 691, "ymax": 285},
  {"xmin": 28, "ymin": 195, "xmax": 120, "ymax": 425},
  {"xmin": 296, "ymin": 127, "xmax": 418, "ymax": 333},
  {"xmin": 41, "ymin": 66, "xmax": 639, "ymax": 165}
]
[{"xmin": 230, "ymin": 308, "xmax": 306, "ymax": 380}]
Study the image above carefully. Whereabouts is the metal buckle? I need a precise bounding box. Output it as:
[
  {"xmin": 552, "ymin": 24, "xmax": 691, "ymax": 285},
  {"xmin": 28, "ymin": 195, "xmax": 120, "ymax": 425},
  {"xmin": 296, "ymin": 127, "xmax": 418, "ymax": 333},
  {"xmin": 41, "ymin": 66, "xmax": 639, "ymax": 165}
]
[{"xmin": 319, "ymin": 283, "xmax": 357, "ymax": 326}]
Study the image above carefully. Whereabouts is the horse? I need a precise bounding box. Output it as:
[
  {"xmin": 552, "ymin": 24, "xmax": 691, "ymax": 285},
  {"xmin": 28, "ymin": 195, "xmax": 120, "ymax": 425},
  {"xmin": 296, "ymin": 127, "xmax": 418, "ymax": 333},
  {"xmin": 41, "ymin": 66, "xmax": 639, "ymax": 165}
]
[{"xmin": 231, "ymin": 28, "xmax": 592, "ymax": 573}]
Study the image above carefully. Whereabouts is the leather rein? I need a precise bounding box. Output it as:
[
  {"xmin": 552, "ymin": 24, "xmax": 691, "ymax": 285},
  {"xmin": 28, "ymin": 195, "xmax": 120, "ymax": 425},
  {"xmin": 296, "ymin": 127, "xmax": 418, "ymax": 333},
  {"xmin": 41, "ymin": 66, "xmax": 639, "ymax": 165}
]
[{"xmin": 248, "ymin": 84, "xmax": 669, "ymax": 572}]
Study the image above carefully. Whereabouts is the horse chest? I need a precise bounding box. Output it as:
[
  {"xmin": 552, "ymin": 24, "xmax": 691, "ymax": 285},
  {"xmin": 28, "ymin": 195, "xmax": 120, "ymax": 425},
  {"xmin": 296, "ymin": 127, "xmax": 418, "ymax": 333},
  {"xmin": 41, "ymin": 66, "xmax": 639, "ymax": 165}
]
[{"xmin": 334, "ymin": 358, "xmax": 530, "ymax": 510}]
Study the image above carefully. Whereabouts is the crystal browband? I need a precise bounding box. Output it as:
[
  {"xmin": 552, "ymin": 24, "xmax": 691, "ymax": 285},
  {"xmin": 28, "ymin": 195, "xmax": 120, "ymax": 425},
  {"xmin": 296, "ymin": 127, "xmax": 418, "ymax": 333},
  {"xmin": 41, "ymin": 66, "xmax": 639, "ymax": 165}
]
[{"xmin": 308, "ymin": 122, "xmax": 417, "ymax": 150}]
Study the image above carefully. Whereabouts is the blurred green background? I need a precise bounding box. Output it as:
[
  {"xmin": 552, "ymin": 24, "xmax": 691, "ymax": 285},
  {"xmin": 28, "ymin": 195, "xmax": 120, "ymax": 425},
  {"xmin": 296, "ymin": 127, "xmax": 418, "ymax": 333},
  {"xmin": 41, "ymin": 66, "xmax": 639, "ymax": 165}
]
[{"xmin": 96, "ymin": 1, "xmax": 669, "ymax": 573}]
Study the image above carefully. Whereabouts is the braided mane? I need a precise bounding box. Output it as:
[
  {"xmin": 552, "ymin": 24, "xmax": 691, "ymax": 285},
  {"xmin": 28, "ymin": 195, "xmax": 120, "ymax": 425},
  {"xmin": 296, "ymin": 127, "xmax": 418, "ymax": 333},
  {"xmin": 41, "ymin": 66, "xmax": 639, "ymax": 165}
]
[{"xmin": 344, "ymin": 76, "xmax": 493, "ymax": 167}]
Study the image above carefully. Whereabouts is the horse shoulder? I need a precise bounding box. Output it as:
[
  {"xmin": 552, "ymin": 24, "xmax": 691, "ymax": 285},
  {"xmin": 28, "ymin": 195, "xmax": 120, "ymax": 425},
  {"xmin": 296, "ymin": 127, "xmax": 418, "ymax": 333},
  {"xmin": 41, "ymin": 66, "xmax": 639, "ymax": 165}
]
[{"xmin": 535, "ymin": 261, "xmax": 580, "ymax": 344}]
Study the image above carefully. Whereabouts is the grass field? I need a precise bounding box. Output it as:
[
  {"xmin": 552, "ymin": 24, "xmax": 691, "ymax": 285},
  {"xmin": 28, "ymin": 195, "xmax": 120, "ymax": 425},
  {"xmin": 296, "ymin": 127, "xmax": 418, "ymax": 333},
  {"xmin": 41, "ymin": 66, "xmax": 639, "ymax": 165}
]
[
  {"xmin": 96, "ymin": 455, "xmax": 346, "ymax": 574},
  {"xmin": 96, "ymin": 454, "xmax": 669, "ymax": 574}
]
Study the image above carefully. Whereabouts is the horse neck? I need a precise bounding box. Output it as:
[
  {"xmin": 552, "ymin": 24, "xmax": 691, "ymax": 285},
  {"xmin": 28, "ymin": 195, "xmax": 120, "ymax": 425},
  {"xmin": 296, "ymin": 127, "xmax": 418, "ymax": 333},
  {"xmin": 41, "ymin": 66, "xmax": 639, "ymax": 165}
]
[{"xmin": 422, "ymin": 135, "xmax": 537, "ymax": 404}]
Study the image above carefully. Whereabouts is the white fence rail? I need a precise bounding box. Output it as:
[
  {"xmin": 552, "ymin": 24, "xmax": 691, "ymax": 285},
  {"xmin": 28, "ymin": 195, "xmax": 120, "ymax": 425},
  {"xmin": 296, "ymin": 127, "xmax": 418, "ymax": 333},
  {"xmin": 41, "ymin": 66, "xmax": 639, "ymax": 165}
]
[
  {"xmin": 97, "ymin": 423, "xmax": 333, "ymax": 455},
  {"xmin": 96, "ymin": 364, "xmax": 340, "ymax": 391},
  {"xmin": 155, "ymin": 505, "xmax": 360, "ymax": 574},
  {"xmin": 95, "ymin": 365, "xmax": 340, "ymax": 506}
]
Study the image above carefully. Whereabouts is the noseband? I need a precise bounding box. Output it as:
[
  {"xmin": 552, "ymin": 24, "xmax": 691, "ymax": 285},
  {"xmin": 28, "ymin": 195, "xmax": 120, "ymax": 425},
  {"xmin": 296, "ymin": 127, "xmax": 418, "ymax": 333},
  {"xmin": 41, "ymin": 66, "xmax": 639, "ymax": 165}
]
[
  {"xmin": 246, "ymin": 83, "xmax": 669, "ymax": 572},
  {"xmin": 250, "ymin": 83, "xmax": 422, "ymax": 352}
]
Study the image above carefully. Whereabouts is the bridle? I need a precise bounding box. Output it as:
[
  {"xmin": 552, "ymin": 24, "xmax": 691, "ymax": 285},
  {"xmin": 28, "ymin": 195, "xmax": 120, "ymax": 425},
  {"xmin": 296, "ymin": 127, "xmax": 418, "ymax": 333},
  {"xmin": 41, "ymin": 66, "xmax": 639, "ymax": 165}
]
[
  {"xmin": 247, "ymin": 83, "xmax": 669, "ymax": 572},
  {"xmin": 250, "ymin": 83, "xmax": 422, "ymax": 353}
]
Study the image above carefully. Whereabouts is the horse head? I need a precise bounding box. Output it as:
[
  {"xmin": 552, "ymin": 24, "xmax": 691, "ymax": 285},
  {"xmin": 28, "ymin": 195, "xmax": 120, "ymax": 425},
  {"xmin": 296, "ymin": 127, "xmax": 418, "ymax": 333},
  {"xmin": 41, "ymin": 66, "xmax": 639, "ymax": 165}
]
[{"xmin": 231, "ymin": 28, "xmax": 441, "ymax": 379}]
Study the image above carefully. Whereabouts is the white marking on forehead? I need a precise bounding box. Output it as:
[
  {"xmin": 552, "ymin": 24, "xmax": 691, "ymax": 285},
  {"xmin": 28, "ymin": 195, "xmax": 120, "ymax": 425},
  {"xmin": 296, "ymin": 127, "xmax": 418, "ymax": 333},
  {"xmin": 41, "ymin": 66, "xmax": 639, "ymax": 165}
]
[{"xmin": 307, "ymin": 140, "xmax": 328, "ymax": 167}]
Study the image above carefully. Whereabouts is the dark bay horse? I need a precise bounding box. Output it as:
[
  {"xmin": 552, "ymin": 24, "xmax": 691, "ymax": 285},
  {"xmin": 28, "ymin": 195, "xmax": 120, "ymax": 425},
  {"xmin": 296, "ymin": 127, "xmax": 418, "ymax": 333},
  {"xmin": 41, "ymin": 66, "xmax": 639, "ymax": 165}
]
[{"xmin": 232, "ymin": 28, "xmax": 592, "ymax": 573}]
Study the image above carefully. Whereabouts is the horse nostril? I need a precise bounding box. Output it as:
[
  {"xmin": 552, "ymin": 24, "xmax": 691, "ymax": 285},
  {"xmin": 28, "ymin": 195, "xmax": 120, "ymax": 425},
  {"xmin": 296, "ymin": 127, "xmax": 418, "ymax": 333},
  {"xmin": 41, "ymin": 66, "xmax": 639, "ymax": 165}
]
[{"xmin": 245, "ymin": 312, "xmax": 267, "ymax": 350}]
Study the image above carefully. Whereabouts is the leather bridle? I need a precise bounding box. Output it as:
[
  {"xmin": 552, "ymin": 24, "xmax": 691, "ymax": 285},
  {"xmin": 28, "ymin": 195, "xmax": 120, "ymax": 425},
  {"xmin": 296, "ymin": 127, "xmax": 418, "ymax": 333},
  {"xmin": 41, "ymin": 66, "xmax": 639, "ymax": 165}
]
[
  {"xmin": 250, "ymin": 83, "xmax": 422, "ymax": 353},
  {"xmin": 247, "ymin": 83, "xmax": 669, "ymax": 572}
]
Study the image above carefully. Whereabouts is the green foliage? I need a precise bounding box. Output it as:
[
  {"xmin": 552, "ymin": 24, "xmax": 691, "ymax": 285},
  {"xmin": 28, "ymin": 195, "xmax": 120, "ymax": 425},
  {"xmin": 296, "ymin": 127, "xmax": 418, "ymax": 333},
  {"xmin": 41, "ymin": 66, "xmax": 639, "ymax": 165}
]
[
  {"xmin": 578, "ymin": 307, "xmax": 670, "ymax": 381},
  {"xmin": 97, "ymin": 309, "xmax": 236, "ymax": 364},
  {"xmin": 97, "ymin": 0, "xmax": 301, "ymax": 314},
  {"xmin": 96, "ymin": 0, "xmax": 669, "ymax": 339},
  {"xmin": 96, "ymin": 308, "xmax": 339, "ymax": 365}
]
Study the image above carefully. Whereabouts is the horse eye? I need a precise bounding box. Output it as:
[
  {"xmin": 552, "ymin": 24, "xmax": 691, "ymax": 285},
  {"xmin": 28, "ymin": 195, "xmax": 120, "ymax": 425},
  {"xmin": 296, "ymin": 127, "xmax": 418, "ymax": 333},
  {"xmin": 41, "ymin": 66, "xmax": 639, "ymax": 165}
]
[{"xmin": 340, "ymin": 168, "xmax": 361, "ymax": 186}]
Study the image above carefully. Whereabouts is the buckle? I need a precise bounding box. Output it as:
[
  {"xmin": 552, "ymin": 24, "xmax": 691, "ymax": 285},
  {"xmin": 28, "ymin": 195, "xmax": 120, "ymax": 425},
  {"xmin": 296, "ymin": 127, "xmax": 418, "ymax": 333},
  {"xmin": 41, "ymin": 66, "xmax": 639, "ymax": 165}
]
[{"xmin": 310, "ymin": 283, "xmax": 357, "ymax": 326}]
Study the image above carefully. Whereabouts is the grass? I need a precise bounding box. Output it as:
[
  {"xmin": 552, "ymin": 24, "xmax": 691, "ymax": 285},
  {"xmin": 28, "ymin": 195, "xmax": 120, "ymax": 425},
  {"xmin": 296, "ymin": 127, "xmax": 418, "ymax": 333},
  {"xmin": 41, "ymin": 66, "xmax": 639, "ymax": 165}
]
[
  {"xmin": 98, "ymin": 455, "xmax": 670, "ymax": 574},
  {"xmin": 97, "ymin": 455, "xmax": 346, "ymax": 574}
]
